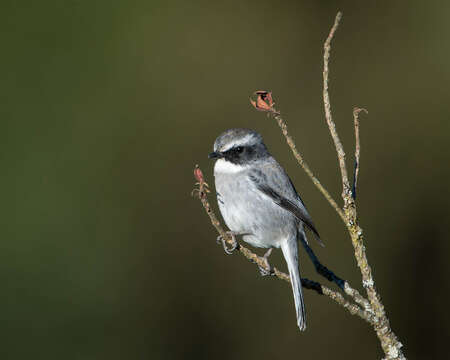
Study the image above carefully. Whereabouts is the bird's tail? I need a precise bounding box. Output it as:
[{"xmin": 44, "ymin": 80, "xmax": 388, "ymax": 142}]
[{"xmin": 281, "ymin": 235, "xmax": 306, "ymax": 331}]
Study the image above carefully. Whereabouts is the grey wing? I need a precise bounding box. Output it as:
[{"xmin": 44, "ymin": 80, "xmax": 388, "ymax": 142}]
[{"xmin": 248, "ymin": 164, "xmax": 323, "ymax": 246}]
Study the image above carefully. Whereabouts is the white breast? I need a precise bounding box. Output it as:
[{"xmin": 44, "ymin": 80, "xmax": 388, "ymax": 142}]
[{"xmin": 213, "ymin": 162, "xmax": 291, "ymax": 249}]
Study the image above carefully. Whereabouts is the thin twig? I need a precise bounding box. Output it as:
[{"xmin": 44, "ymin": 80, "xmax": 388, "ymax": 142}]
[
  {"xmin": 352, "ymin": 107, "xmax": 368, "ymax": 199},
  {"xmin": 272, "ymin": 113, "xmax": 347, "ymax": 224},
  {"xmin": 323, "ymin": 11, "xmax": 351, "ymax": 201},
  {"xmin": 192, "ymin": 168, "xmax": 376, "ymax": 325}
]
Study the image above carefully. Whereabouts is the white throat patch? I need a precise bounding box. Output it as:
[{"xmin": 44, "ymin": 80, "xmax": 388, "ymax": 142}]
[{"xmin": 214, "ymin": 158, "xmax": 247, "ymax": 174}]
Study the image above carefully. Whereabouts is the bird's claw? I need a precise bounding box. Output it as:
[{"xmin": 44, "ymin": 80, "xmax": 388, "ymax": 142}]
[
  {"xmin": 191, "ymin": 182, "xmax": 210, "ymax": 198},
  {"xmin": 217, "ymin": 231, "xmax": 239, "ymax": 255},
  {"xmin": 258, "ymin": 248, "xmax": 275, "ymax": 276}
]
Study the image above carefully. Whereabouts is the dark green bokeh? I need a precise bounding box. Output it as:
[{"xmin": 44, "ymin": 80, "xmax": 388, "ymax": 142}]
[{"xmin": 2, "ymin": 1, "xmax": 449, "ymax": 359}]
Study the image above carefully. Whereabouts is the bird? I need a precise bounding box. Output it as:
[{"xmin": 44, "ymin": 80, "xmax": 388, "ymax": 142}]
[{"xmin": 208, "ymin": 128, "xmax": 324, "ymax": 331}]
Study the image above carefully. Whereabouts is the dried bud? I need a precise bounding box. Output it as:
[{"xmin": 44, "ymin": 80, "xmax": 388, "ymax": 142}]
[
  {"xmin": 194, "ymin": 165, "xmax": 204, "ymax": 183},
  {"xmin": 250, "ymin": 91, "xmax": 278, "ymax": 113}
]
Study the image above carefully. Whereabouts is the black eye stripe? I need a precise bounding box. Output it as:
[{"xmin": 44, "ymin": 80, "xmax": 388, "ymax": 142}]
[
  {"xmin": 221, "ymin": 143, "xmax": 267, "ymax": 165},
  {"xmin": 224, "ymin": 146, "xmax": 245, "ymax": 154}
]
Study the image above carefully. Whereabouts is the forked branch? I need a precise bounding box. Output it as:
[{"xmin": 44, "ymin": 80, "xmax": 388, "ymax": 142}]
[
  {"xmin": 323, "ymin": 12, "xmax": 351, "ymax": 201},
  {"xmin": 193, "ymin": 11, "xmax": 405, "ymax": 360}
]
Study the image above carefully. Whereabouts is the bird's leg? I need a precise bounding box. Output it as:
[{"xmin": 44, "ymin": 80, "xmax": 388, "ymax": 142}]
[
  {"xmin": 258, "ymin": 248, "xmax": 275, "ymax": 276},
  {"xmin": 299, "ymin": 236, "xmax": 345, "ymax": 291},
  {"xmin": 216, "ymin": 231, "xmax": 240, "ymax": 255}
]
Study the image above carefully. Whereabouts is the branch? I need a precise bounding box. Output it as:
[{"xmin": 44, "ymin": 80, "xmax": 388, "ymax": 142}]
[
  {"xmin": 351, "ymin": 107, "xmax": 368, "ymax": 199},
  {"xmin": 192, "ymin": 165, "xmax": 376, "ymax": 325},
  {"xmin": 323, "ymin": 15, "xmax": 403, "ymax": 358},
  {"xmin": 322, "ymin": 13, "xmax": 404, "ymax": 359},
  {"xmin": 323, "ymin": 12, "xmax": 351, "ymax": 201}
]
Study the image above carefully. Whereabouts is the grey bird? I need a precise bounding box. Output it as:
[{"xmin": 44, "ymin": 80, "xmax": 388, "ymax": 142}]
[{"xmin": 208, "ymin": 128, "xmax": 323, "ymax": 331}]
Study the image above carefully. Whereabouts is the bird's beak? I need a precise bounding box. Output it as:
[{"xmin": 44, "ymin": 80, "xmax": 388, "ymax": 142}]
[{"xmin": 208, "ymin": 151, "xmax": 222, "ymax": 159}]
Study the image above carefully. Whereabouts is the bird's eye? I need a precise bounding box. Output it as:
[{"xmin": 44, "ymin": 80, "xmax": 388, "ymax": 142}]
[{"xmin": 236, "ymin": 146, "xmax": 244, "ymax": 153}]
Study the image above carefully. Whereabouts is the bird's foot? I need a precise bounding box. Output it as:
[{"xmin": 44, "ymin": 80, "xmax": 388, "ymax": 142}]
[
  {"xmin": 216, "ymin": 231, "xmax": 240, "ymax": 255},
  {"xmin": 258, "ymin": 248, "xmax": 275, "ymax": 276}
]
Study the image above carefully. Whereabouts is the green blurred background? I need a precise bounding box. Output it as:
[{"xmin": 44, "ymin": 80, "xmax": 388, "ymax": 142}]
[{"xmin": 2, "ymin": 0, "xmax": 450, "ymax": 359}]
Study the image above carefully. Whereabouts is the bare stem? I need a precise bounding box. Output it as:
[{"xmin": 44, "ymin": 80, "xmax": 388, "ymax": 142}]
[
  {"xmin": 272, "ymin": 113, "xmax": 347, "ymax": 224},
  {"xmin": 323, "ymin": 11, "xmax": 351, "ymax": 201},
  {"xmin": 352, "ymin": 107, "xmax": 368, "ymax": 199}
]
